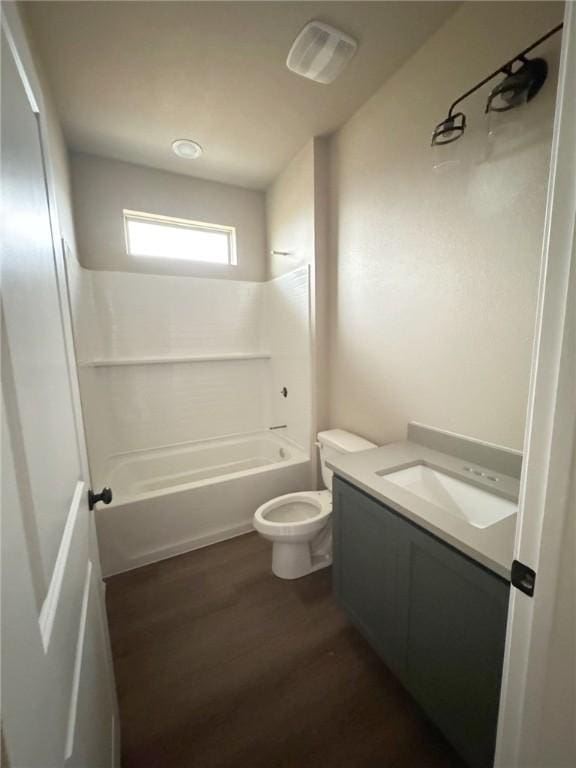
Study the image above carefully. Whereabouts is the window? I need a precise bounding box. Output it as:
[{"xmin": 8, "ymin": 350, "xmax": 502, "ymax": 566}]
[{"xmin": 123, "ymin": 210, "xmax": 237, "ymax": 265}]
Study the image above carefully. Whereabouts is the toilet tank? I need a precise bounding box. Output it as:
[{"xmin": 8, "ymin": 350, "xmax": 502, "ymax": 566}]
[{"xmin": 317, "ymin": 429, "xmax": 377, "ymax": 491}]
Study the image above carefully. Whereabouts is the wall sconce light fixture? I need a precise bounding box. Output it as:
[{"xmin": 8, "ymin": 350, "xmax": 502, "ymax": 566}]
[{"xmin": 431, "ymin": 23, "xmax": 562, "ymax": 149}]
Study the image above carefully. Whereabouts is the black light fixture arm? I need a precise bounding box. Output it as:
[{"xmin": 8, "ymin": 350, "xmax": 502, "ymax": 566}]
[{"xmin": 446, "ymin": 22, "xmax": 563, "ymax": 119}]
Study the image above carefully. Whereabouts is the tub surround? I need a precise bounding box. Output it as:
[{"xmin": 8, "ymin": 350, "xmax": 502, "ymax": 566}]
[
  {"xmin": 327, "ymin": 440, "xmax": 518, "ymax": 579},
  {"xmin": 68, "ymin": 259, "xmax": 312, "ymax": 483}
]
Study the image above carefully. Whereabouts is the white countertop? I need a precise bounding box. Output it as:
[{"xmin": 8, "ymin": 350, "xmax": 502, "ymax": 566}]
[{"xmin": 327, "ymin": 440, "xmax": 519, "ymax": 580}]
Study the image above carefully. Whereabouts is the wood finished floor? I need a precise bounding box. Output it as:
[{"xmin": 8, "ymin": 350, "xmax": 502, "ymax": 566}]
[{"xmin": 106, "ymin": 533, "xmax": 467, "ymax": 768}]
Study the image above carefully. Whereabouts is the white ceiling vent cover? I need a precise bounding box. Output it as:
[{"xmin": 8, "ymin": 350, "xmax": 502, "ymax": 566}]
[{"xmin": 286, "ymin": 21, "xmax": 357, "ymax": 85}]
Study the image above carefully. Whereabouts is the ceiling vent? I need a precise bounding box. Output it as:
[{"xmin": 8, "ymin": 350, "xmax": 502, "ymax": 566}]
[{"xmin": 286, "ymin": 21, "xmax": 357, "ymax": 85}]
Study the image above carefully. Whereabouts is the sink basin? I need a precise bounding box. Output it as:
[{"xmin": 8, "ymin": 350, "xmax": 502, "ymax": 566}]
[{"xmin": 377, "ymin": 464, "xmax": 516, "ymax": 529}]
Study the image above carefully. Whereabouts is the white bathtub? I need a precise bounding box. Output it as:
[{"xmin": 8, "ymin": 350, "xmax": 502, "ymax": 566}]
[{"xmin": 94, "ymin": 432, "xmax": 312, "ymax": 576}]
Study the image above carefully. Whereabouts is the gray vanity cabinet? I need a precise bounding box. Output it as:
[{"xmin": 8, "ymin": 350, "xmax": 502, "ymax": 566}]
[
  {"xmin": 332, "ymin": 477, "xmax": 405, "ymax": 676},
  {"xmin": 332, "ymin": 476, "xmax": 510, "ymax": 768}
]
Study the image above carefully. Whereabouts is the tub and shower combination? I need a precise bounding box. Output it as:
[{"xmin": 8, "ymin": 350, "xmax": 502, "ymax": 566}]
[
  {"xmin": 73, "ymin": 265, "xmax": 314, "ymax": 575},
  {"xmin": 95, "ymin": 431, "xmax": 311, "ymax": 575}
]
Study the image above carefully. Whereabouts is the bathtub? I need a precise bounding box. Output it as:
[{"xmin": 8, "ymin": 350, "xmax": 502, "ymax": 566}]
[{"xmin": 94, "ymin": 431, "xmax": 312, "ymax": 576}]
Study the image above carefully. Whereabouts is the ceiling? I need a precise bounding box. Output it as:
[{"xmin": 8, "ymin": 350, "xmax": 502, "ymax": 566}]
[{"xmin": 25, "ymin": 1, "xmax": 457, "ymax": 190}]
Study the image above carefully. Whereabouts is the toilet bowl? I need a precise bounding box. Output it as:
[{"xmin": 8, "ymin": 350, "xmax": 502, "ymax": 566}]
[
  {"xmin": 254, "ymin": 491, "xmax": 332, "ymax": 579},
  {"xmin": 253, "ymin": 429, "xmax": 376, "ymax": 580}
]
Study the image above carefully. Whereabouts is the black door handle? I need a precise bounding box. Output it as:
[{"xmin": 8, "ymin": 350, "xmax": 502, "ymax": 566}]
[{"xmin": 88, "ymin": 487, "xmax": 113, "ymax": 510}]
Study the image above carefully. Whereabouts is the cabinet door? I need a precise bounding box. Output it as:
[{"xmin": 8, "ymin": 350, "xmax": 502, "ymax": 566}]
[
  {"xmin": 398, "ymin": 521, "xmax": 509, "ymax": 768},
  {"xmin": 333, "ymin": 478, "xmax": 403, "ymax": 673}
]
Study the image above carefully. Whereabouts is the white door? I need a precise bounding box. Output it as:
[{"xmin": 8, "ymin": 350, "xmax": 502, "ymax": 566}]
[
  {"xmin": 1, "ymin": 21, "xmax": 118, "ymax": 768},
  {"xmin": 495, "ymin": 3, "xmax": 576, "ymax": 767}
]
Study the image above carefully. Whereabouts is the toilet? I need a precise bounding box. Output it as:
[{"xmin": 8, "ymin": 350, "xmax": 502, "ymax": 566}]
[{"xmin": 253, "ymin": 429, "xmax": 376, "ymax": 579}]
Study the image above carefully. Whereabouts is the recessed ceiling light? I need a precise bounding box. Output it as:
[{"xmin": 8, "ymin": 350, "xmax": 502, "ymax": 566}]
[{"xmin": 171, "ymin": 139, "xmax": 203, "ymax": 159}]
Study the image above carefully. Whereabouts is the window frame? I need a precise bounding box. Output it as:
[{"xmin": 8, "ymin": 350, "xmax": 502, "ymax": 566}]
[{"xmin": 123, "ymin": 209, "xmax": 238, "ymax": 266}]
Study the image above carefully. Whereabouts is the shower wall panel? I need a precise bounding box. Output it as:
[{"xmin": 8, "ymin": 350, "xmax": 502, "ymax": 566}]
[
  {"xmin": 73, "ymin": 268, "xmax": 268, "ymax": 480},
  {"xmin": 70, "ymin": 262, "xmax": 310, "ymax": 481},
  {"xmin": 263, "ymin": 267, "xmax": 311, "ymax": 452},
  {"xmin": 87, "ymin": 271, "xmax": 264, "ymax": 359}
]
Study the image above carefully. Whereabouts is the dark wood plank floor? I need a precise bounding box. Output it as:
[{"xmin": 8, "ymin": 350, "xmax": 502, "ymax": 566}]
[{"xmin": 106, "ymin": 533, "xmax": 466, "ymax": 768}]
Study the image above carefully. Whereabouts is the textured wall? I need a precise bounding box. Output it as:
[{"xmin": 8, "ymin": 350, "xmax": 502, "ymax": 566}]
[
  {"xmin": 328, "ymin": 1, "xmax": 563, "ymax": 451},
  {"xmin": 70, "ymin": 152, "xmax": 266, "ymax": 280},
  {"xmin": 266, "ymin": 142, "xmax": 315, "ymax": 280}
]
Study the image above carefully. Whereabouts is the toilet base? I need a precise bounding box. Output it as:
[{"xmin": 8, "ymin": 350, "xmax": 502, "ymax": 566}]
[{"xmin": 271, "ymin": 541, "xmax": 332, "ymax": 580}]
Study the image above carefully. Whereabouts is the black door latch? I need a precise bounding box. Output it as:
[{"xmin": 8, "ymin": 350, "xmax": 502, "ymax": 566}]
[
  {"xmin": 511, "ymin": 560, "xmax": 536, "ymax": 597},
  {"xmin": 88, "ymin": 487, "xmax": 113, "ymax": 511}
]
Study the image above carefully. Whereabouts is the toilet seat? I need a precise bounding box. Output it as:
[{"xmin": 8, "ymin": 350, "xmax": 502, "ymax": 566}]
[{"xmin": 254, "ymin": 491, "xmax": 332, "ymax": 538}]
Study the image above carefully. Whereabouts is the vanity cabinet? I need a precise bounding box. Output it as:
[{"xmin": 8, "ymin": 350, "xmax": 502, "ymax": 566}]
[{"xmin": 332, "ymin": 476, "xmax": 510, "ymax": 768}]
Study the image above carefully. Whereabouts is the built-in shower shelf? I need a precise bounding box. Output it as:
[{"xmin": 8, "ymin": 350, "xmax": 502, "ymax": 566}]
[{"xmin": 80, "ymin": 352, "xmax": 271, "ymax": 368}]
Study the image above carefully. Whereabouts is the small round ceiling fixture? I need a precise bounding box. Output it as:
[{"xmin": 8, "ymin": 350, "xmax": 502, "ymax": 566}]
[{"xmin": 171, "ymin": 139, "xmax": 203, "ymax": 160}]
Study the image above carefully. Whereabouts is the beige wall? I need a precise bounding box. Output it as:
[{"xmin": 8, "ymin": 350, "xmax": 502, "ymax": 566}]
[
  {"xmin": 70, "ymin": 152, "xmax": 266, "ymax": 280},
  {"xmin": 266, "ymin": 141, "xmax": 315, "ymax": 281},
  {"xmin": 328, "ymin": 1, "xmax": 564, "ymax": 451}
]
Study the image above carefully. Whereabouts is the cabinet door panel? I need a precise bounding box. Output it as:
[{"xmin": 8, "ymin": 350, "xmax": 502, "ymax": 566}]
[
  {"xmin": 333, "ymin": 478, "xmax": 402, "ymax": 671},
  {"xmin": 400, "ymin": 522, "xmax": 509, "ymax": 768}
]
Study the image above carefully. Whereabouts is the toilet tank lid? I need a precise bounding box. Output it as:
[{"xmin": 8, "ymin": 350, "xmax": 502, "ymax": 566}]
[{"xmin": 317, "ymin": 429, "xmax": 377, "ymax": 453}]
